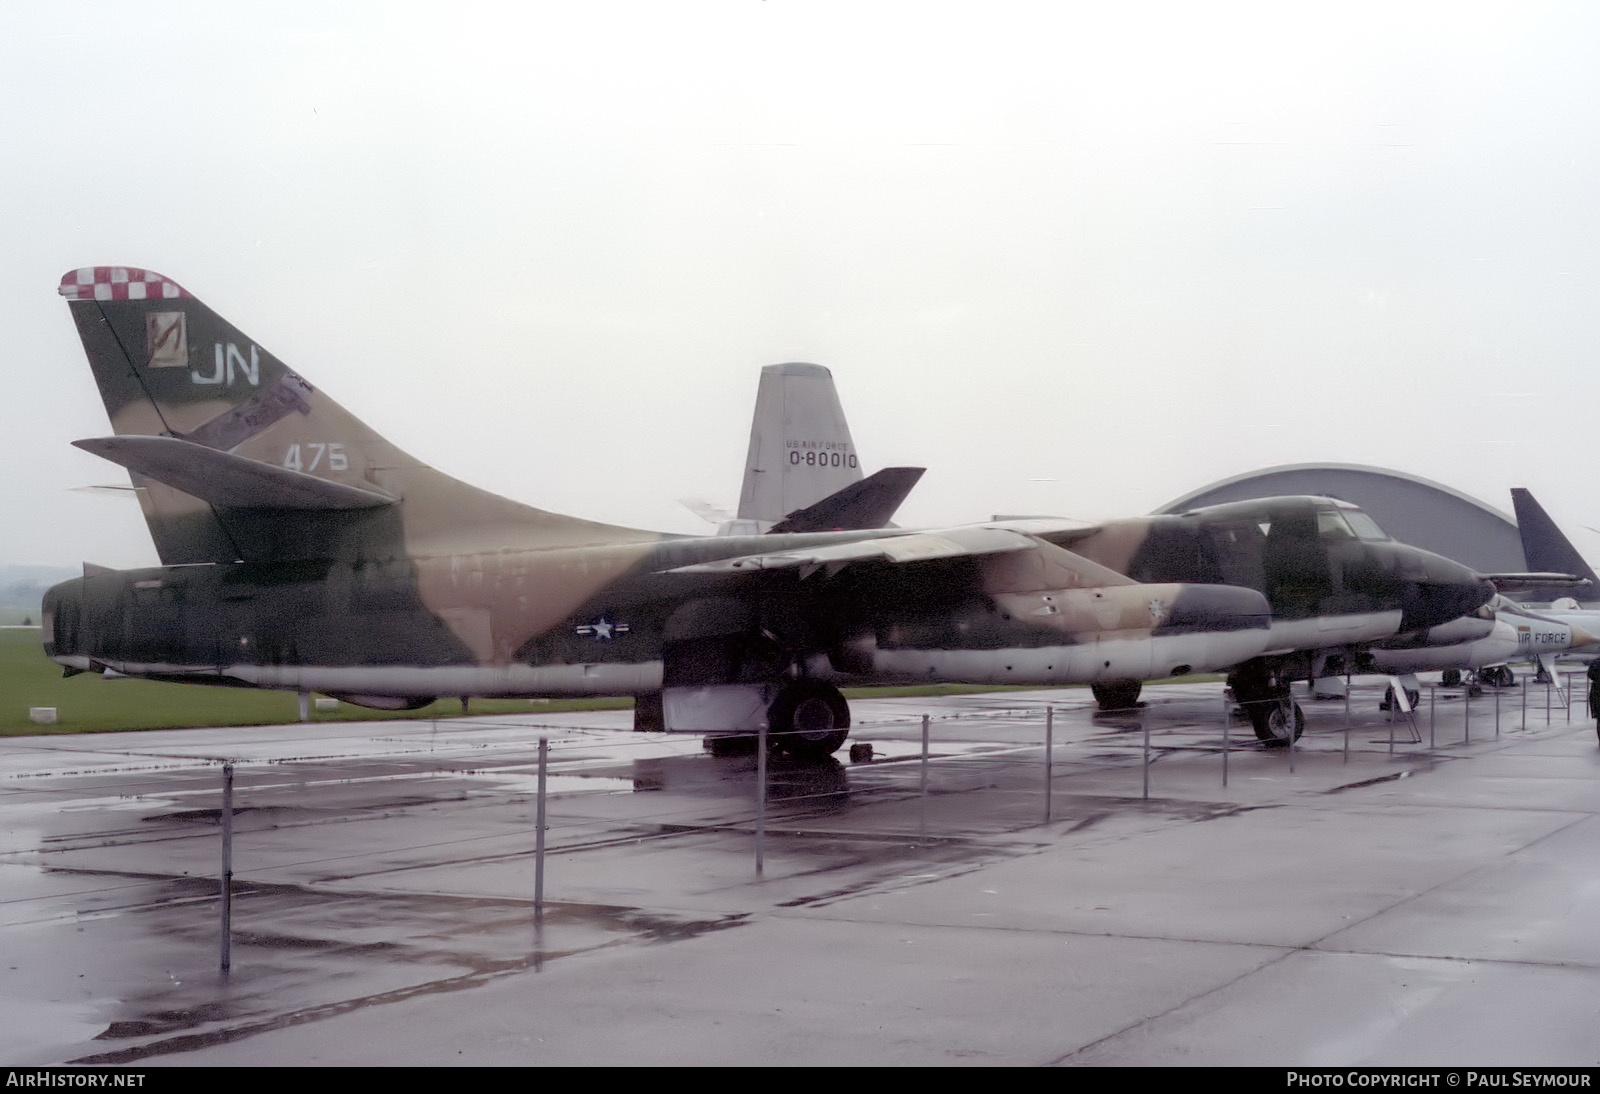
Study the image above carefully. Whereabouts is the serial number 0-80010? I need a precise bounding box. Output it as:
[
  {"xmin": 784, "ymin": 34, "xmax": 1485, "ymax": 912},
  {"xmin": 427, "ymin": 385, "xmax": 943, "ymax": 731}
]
[{"xmin": 789, "ymin": 450, "xmax": 857, "ymax": 468}]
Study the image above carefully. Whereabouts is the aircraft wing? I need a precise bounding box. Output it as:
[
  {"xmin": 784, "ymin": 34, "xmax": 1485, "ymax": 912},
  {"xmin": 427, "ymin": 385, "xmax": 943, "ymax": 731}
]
[
  {"xmin": 767, "ymin": 467, "xmax": 925, "ymax": 534},
  {"xmin": 665, "ymin": 525, "xmax": 1042, "ymax": 574},
  {"xmin": 74, "ymin": 436, "xmax": 397, "ymax": 511}
]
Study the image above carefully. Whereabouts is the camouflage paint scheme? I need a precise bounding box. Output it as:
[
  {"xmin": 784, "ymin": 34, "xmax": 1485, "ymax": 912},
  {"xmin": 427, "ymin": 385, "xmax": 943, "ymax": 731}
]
[
  {"xmin": 725, "ymin": 363, "xmax": 1501, "ymax": 738},
  {"xmin": 44, "ymin": 267, "xmax": 1275, "ymax": 755},
  {"xmin": 1043, "ymin": 497, "xmax": 1497, "ymax": 731}
]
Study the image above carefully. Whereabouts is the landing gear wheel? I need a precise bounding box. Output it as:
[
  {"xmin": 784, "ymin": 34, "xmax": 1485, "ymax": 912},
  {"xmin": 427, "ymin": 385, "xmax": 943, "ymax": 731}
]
[
  {"xmin": 633, "ymin": 692, "xmax": 664, "ymax": 732},
  {"xmin": 1441, "ymin": 669, "xmax": 1461, "ymax": 688},
  {"xmin": 1484, "ymin": 666, "xmax": 1516, "ymax": 688},
  {"xmin": 1091, "ymin": 680, "xmax": 1143, "ymax": 711},
  {"xmin": 1381, "ymin": 686, "xmax": 1422, "ymax": 711},
  {"xmin": 769, "ymin": 680, "xmax": 850, "ymax": 761},
  {"xmin": 1249, "ymin": 700, "xmax": 1304, "ymax": 746}
]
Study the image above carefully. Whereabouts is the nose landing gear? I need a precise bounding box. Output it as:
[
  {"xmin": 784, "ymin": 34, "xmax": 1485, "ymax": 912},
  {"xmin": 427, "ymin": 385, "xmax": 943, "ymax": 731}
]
[{"xmin": 1227, "ymin": 662, "xmax": 1304, "ymax": 746}]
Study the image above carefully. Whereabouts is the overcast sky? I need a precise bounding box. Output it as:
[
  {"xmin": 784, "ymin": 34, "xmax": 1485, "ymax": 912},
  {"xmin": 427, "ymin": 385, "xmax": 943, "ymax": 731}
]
[{"xmin": 5, "ymin": 1, "xmax": 1600, "ymax": 570}]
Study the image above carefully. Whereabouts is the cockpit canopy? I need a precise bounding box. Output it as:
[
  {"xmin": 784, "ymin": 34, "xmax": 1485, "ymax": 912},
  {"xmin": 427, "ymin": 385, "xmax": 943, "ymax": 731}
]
[{"xmin": 1314, "ymin": 501, "xmax": 1390, "ymax": 543}]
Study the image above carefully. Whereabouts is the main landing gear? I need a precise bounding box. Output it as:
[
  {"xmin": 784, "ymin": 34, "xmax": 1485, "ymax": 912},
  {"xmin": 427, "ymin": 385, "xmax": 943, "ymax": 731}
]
[
  {"xmin": 767, "ymin": 679, "xmax": 851, "ymax": 760},
  {"xmin": 1090, "ymin": 680, "xmax": 1144, "ymax": 711},
  {"xmin": 702, "ymin": 679, "xmax": 852, "ymax": 762}
]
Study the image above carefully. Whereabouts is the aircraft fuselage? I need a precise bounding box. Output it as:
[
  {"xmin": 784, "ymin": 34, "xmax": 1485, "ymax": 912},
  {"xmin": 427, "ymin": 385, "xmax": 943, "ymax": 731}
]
[{"xmin": 43, "ymin": 527, "xmax": 1272, "ymax": 704}]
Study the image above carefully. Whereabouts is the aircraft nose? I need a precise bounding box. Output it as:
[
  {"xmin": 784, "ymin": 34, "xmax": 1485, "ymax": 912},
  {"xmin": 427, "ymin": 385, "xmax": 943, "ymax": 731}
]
[
  {"xmin": 1398, "ymin": 553, "xmax": 1496, "ymax": 632},
  {"xmin": 1567, "ymin": 623, "xmax": 1600, "ymax": 651}
]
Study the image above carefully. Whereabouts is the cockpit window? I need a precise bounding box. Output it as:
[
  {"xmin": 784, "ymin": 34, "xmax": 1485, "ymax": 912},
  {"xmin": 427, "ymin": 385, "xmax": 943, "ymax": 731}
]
[
  {"xmin": 1317, "ymin": 509, "xmax": 1356, "ymax": 539},
  {"xmin": 1343, "ymin": 509, "xmax": 1389, "ymax": 541}
]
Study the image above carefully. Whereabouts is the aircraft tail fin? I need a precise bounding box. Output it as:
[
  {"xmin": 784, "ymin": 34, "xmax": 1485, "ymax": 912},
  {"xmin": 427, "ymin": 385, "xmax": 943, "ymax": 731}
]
[
  {"xmin": 1510, "ymin": 487, "xmax": 1598, "ymax": 602},
  {"xmin": 736, "ymin": 362, "xmax": 865, "ymax": 526},
  {"xmin": 59, "ymin": 267, "xmax": 653, "ymax": 564}
]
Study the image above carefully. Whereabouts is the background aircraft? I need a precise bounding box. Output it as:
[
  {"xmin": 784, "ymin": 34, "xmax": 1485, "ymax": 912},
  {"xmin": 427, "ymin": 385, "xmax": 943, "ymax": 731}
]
[
  {"xmin": 1512, "ymin": 488, "xmax": 1600, "ymax": 609},
  {"xmin": 43, "ymin": 266, "xmax": 1275, "ymax": 759},
  {"xmin": 683, "ymin": 361, "xmax": 924, "ymax": 538}
]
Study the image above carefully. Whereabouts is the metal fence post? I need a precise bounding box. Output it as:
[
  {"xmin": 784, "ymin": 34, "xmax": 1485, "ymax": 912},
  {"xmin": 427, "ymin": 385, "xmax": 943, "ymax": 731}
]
[
  {"xmin": 535, "ymin": 737, "xmax": 548, "ymax": 921},
  {"xmin": 1043, "ymin": 707, "xmax": 1053, "ymax": 822},
  {"xmin": 1221, "ymin": 693, "xmax": 1230, "ymax": 788},
  {"xmin": 1141, "ymin": 704, "xmax": 1150, "ymax": 800},
  {"xmin": 1343, "ymin": 677, "xmax": 1350, "ymax": 763},
  {"xmin": 220, "ymin": 762, "xmax": 233, "ymax": 974},
  {"xmin": 919, "ymin": 714, "xmax": 930, "ymax": 841},
  {"xmin": 756, "ymin": 721, "xmax": 767, "ymax": 874}
]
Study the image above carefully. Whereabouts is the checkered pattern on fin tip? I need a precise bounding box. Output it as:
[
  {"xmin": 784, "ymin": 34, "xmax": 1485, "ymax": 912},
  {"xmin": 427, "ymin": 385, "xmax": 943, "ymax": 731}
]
[{"xmin": 58, "ymin": 267, "xmax": 190, "ymax": 301}]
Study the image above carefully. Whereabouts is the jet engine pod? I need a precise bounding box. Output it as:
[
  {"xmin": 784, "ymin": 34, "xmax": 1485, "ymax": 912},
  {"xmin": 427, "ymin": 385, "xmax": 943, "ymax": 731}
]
[{"xmin": 325, "ymin": 693, "xmax": 436, "ymax": 711}]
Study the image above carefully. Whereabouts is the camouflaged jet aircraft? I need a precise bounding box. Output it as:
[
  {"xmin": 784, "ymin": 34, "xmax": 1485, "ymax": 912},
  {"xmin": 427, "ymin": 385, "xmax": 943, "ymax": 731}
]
[
  {"xmin": 1044, "ymin": 497, "xmax": 1497, "ymax": 740},
  {"xmin": 41, "ymin": 266, "xmax": 1276, "ymax": 758}
]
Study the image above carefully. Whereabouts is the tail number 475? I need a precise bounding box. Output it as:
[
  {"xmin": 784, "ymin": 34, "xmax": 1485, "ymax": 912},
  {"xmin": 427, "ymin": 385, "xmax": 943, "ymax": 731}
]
[{"xmin": 283, "ymin": 443, "xmax": 348, "ymax": 472}]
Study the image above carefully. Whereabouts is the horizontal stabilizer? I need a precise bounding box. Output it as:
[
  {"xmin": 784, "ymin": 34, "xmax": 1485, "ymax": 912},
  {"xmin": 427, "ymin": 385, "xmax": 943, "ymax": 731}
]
[
  {"xmin": 73, "ymin": 436, "xmax": 397, "ymax": 511},
  {"xmin": 667, "ymin": 525, "xmax": 1040, "ymax": 575},
  {"xmin": 1481, "ymin": 572, "xmax": 1592, "ymax": 594},
  {"xmin": 679, "ymin": 497, "xmax": 732, "ymax": 526},
  {"xmin": 768, "ymin": 467, "xmax": 925, "ymax": 534}
]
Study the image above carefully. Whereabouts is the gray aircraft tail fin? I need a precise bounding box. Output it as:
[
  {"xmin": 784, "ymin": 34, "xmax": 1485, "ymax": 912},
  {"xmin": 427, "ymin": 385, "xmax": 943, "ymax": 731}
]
[
  {"xmin": 768, "ymin": 467, "xmax": 925, "ymax": 534},
  {"xmin": 736, "ymin": 362, "xmax": 865, "ymax": 527},
  {"xmin": 1510, "ymin": 487, "xmax": 1598, "ymax": 602},
  {"xmin": 59, "ymin": 267, "xmax": 652, "ymax": 564}
]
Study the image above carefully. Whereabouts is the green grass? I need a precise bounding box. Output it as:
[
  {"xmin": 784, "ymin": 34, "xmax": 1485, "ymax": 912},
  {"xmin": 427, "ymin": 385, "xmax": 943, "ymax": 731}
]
[{"xmin": 0, "ymin": 627, "xmax": 1213, "ymax": 738}]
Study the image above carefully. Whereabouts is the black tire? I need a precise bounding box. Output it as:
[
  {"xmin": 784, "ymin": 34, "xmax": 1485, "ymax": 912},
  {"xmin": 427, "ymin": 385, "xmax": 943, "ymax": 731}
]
[
  {"xmin": 1480, "ymin": 666, "xmax": 1511, "ymax": 688},
  {"xmin": 1441, "ymin": 669, "xmax": 1461, "ymax": 688},
  {"xmin": 1380, "ymin": 686, "xmax": 1422, "ymax": 712},
  {"xmin": 1249, "ymin": 700, "xmax": 1304, "ymax": 746},
  {"xmin": 1091, "ymin": 680, "xmax": 1143, "ymax": 711},
  {"xmin": 633, "ymin": 692, "xmax": 664, "ymax": 732},
  {"xmin": 769, "ymin": 680, "xmax": 850, "ymax": 760}
]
